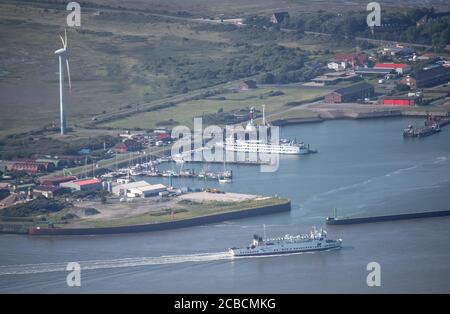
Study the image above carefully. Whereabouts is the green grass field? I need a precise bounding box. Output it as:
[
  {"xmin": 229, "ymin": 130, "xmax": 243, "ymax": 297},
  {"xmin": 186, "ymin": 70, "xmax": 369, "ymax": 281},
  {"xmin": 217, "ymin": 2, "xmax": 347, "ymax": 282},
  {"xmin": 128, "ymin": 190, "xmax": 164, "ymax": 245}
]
[
  {"xmin": 0, "ymin": 3, "xmax": 235, "ymax": 136},
  {"xmin": 0, "ymin": 1, "xmax": 360, "ymax": 137},
  {"xmin": 98, "ymin": 86, "xmax": 332, "ymax": 129}
]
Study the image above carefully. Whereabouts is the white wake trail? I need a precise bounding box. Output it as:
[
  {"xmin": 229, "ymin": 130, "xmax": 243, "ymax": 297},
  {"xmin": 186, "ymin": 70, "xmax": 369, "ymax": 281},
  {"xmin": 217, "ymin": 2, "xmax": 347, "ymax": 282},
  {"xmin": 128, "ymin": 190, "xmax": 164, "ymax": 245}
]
[{"xmin": 0, "ymin": 252, "xmax": 232, "ymax": 276}]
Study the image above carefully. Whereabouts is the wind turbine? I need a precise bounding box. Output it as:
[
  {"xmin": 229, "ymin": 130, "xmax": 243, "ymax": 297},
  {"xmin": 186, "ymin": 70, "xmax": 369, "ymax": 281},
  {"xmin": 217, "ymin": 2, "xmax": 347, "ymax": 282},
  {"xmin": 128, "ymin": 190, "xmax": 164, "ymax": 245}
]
[{"xmin": 54, "ymin": 29, "xmax": 71, "ymax": 135}]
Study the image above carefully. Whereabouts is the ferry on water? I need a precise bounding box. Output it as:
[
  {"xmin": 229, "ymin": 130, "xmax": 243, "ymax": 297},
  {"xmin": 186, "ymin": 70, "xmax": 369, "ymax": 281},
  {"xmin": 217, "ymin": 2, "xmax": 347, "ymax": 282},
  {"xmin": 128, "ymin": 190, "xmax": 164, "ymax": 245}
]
[
  {"xmin": 229, "ymin": 228, "xmax": 342, "ymax": 257},
  {"xmin": 220, "ymin": 105, "xmax": 317, "ymax": 155},
  {"xmin": 223, "ymin": 137, "xmax": 315, "ymax": 155}
]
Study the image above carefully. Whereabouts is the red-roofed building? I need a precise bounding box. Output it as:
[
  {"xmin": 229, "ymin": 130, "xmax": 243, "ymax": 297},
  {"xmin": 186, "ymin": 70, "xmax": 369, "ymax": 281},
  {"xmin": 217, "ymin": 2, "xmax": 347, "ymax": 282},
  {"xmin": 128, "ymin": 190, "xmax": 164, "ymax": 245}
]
[
  {"xmin": 38, "ymin": 175, "xmax": 77, "ymax": 187},
  {"xmin": 335, "ymin": 52, "xmax": 367, "ymax": 68},
  {"xmin": 374, "ymin": 63, "xmax": 411, "ymax": 74},
  {"xmin": 7, "ymin": 159, "xmax": 55, "ymax": 173},
  {"xmin": 115, "ymin": 139, "xmax": 142, "ymax": 154},
  {"xmin": 377, "ymin": 95, "xmax": 421, "ymax": 106},
  {"xmin": 60, "ymin": 178, "xmax": 102, "ymax": 191},
  {"xmin": 123, "ymin": 139, "xmax": 142, "ymax": 151},
  {"xmin": 115, "ymin": 142, "xmax": 128, "ymax": 154},
  {"xmin": 11, "ymin": 162, "xmax": 45, "ymax": 174},
  {"xmin": 157, "ymin": 133, "xmax": 171, "ymax": 141}
]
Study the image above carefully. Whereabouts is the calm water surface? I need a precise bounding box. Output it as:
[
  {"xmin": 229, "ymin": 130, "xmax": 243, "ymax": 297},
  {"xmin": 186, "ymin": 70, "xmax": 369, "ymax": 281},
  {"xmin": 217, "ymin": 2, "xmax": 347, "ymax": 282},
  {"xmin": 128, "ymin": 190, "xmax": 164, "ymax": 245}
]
[{"xmin": 1, "ymin": 118, "xmax": 450, "ymax": 293}]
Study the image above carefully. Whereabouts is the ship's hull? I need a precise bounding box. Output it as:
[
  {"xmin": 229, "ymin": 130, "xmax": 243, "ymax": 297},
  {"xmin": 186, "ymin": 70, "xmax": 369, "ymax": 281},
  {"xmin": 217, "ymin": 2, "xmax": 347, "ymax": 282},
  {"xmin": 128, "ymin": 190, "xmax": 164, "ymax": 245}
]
[
  {"xmin": 230, "ymin": 242, "xmax": 341, "ymax": 257},
  {"xmin": 224, "ymin": 145, "xmax": 309, "ymax": 155},
  {"xmin": 218, "ymin": 138, "xmax": 316, "ymax": 155}
]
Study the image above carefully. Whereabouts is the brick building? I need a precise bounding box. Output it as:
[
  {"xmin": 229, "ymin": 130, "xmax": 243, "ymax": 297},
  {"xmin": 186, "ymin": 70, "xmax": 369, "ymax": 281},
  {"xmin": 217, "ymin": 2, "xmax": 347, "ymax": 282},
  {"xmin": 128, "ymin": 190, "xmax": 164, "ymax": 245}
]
[{"xmin": 324, "ymin": 82, "xmax": 374, "ymax": 103}]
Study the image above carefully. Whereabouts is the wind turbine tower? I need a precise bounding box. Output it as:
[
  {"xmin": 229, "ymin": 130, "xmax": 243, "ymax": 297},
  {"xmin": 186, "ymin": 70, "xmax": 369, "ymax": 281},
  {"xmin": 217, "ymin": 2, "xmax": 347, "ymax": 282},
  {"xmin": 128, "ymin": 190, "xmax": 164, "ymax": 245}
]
[{"xmin": 54, "ymin": 29, "xmax": 72, "ymax": 135}]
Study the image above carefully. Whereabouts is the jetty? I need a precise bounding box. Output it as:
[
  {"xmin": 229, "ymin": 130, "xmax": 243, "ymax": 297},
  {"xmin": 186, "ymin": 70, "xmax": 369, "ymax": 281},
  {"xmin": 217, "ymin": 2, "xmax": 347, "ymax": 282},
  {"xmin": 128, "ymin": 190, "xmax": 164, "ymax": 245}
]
[{"xmin": 326, "ymin": 209, "xmax": 450, "ymax": 225}]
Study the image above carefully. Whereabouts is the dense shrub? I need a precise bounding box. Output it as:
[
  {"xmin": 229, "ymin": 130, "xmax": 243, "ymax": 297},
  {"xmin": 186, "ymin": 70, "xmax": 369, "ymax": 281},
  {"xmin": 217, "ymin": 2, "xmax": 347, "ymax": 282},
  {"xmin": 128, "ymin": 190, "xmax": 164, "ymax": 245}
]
[{"xmin": 0, "ymin": 196, "xmax": 68, "ymax": 217}]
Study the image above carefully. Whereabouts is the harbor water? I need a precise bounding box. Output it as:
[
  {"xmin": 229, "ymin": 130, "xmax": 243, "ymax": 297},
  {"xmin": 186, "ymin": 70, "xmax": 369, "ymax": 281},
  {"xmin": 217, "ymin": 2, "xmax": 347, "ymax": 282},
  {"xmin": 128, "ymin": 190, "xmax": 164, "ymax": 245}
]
[{"xmin": 1, "ymin": 117, "xmax": 450, "ymax": 293}]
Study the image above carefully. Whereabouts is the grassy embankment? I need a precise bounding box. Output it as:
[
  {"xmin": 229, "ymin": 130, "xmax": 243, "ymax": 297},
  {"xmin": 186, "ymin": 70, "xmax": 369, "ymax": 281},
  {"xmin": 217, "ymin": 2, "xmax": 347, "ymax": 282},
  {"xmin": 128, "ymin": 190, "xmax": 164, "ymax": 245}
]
[{"xmin": 81, "ymin": 197, "xmax": 289, "ymax": 228}]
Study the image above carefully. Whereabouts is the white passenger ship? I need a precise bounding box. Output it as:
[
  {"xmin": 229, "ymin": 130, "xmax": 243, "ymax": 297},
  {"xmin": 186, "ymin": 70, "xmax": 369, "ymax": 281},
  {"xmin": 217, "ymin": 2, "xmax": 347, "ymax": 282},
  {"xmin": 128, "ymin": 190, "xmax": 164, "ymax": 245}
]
[
  {"xmin": 221, "ymin": 106, "xmax": 317, "ymax": 155},
  {"xmin": 229, "ymin": 228, "xmax": 342, "ymax": 257},
  {"xmin": 223, "ymin": 137, "xmax": 313, "ymax": 155}
]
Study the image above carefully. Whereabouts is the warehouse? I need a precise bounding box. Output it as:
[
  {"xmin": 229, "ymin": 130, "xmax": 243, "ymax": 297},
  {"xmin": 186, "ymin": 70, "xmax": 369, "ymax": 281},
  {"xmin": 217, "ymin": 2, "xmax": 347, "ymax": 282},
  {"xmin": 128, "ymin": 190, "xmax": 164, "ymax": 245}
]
[
  {"xmin": 112, "ymin": 180, "xmax": 167, "ymax": 198},
  {"xmin": 373, "ymin": 63, "xmax": 411, "ymax": 75},
  {"xmin": 112, "ymin": 180, "xmax": 149, "ymax": 196},
  {"xmin": 324, "ymin": 82, "xmax": 374, "ymax": 103},
  {"xmin": 355, "ymin": 68, "xmax": 394, "ymax": 77},
  {"xmin": 377, "ymin": 95, "xmax": 421, "ymax": 106},
  {"xmin": 38, "ymin": 175, "xmax": 77, "ymax": 186},
  {"xmin": 126, "ymin": 184, "xmax": 167, "ymax": 198},
  {"xmin": 400, "ymin": 66, "xmax": 450, "ymax": 89},
  {"xmin": 60, "ymin": 178, "xmax": 102, "ymax": 191}
]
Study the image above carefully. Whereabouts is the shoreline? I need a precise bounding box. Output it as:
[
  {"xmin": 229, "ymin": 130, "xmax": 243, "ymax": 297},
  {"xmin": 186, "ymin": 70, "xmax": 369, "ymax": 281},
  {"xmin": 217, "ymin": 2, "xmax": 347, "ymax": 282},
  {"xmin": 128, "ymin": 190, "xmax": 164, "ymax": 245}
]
[
  {"xmin": 0, "ymin": 199, "xmax": 291, "ymax": 236},
  {"xmin": 270, "ymin": 108, "xmax": 449, "ymax": 126},
  {"xmin": 326, "ymin": 209, "xmax": 450, "ymax": 225}
]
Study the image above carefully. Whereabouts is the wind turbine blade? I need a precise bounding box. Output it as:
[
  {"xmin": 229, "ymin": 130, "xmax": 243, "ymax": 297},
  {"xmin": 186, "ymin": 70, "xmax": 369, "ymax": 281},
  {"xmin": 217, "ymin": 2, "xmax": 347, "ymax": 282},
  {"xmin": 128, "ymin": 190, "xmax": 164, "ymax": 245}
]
[
  {"xmin": 59, "ymin": 35, "xmax": 65, "ymax": 48},
  {"xmin": 64, "ymin": 28, "xmax": 67, "ymax": 48},
  {"xmin": 65, "ymin": 58, "xmax": 72, "ymax": 90}
]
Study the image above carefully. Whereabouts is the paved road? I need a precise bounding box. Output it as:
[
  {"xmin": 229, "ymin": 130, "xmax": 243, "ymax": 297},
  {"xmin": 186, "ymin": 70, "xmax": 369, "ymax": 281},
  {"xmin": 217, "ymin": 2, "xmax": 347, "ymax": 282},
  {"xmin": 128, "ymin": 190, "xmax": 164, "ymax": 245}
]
[
  {"xmin": 303, "ymin": 31, "xmax": 435, "ymax": 49},
  {"xmin": 82, "ymin": 76, "xmax": 257, "ymax": 127}
]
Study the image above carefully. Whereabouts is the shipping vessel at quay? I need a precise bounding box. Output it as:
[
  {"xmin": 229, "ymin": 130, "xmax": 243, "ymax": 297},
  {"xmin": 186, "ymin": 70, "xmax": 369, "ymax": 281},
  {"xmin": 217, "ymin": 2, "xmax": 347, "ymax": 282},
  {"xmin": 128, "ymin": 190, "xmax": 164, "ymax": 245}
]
[
  {"xmin": 403, "ymin": 123, "xmax": 440, "ymax": 138},
  {"xmin": 221, "ymin": 106, "xmax": 317, "ymax": 155},
  {"xmin": 222, "ymin": 137, "xmax": 316, "ymax": 155},
  {"xmin": 403, "ymin": 114, "xmax": 448, "ymax": 138},
  {"xmin": 229, "ymin": 228, "xmax": 342, "ymax": 257}
]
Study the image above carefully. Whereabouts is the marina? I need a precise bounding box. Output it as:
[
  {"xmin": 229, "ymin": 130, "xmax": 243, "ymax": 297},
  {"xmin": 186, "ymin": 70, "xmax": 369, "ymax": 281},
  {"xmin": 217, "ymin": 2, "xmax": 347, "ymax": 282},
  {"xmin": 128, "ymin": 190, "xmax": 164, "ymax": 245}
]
[
  {"xmin": 101, "ymin": 159, "xmax": 233, "ymax": 183},
  {"xmin": 98, "ymin": 106, "xmax": 318, "ymax": 184}
]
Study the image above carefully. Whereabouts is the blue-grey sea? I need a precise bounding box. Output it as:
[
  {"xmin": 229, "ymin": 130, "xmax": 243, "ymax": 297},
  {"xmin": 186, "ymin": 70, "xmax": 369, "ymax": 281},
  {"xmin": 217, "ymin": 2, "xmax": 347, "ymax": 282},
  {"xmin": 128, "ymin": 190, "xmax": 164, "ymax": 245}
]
[{"xmin": 1, "ymin": 117, "xmax": 450, "ymax": 293}]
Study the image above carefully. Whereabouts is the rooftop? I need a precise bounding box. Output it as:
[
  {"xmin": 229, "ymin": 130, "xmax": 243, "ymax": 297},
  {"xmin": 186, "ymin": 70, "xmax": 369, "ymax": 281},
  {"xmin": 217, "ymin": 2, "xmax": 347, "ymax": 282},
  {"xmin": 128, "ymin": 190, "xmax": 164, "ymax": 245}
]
[
  {"xmin": 333, "ymin": 82, "xmax": 374, "ymax": 95},
  {"xmin": 355, "ymin": 68, "xmax": 394, "ymax": 74},
  {"xmin": 71, "ymin": 178, "xmax": 102, "ymax": 186},
  {"xmin": 374, "ymin": 63, "xmax": 409, "ymax": 68},
  {"xmin": 412, "ymin": 65, "xmax": 450, "ymax": 81},
  {"xmin": 34, "ymin": 185, "xmax": 62, "ymax": 192},
  {"xmin": 118, "ymin": 180, "xmax": 150, "ymax": 189},
  {"xmin": 132, "ymin": 184, "xmax": 167, "ymax": 193},
  {"xmin": 39, "ymin": 175, "xmax": 77, "ymax": 184}
]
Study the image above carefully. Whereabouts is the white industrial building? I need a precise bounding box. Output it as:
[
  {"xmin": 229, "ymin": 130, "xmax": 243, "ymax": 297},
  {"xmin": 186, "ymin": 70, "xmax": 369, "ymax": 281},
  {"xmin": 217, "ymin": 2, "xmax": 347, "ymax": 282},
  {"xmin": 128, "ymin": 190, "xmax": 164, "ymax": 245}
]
[
  {"xmin": 126, "ymin": 184, "xmax": 167, "ymax": 198},
  {"xmin": 327, "ymin": 61, "xmax": 347, "ymax": 72},
  {"xmin": 112, "ymin": 180, "xmax": 167, "ymax": 198}
]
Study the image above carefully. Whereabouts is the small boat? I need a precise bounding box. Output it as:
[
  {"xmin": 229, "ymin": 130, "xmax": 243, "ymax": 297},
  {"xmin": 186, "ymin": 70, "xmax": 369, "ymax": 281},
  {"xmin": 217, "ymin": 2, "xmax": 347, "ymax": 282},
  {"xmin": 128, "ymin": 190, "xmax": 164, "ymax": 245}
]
[
  {"xmin": 162, "ymin": 170, "xmax": 178, "ymax": 177},
  {"xmin": 218, "ymin": 176, "xmax": 232, "ymax": 184}
]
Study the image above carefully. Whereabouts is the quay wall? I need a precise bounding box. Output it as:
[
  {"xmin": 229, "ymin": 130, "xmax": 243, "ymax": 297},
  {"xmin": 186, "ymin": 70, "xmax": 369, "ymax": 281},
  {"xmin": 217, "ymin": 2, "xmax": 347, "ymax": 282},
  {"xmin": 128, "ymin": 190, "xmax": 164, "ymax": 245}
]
[
  {"xmin": 326, "ymin": 209, "xmax": 450, "ymax": 225},
  {"xmin": 0, "ymin": 223, "xmax": 30, "ymax": 234}
]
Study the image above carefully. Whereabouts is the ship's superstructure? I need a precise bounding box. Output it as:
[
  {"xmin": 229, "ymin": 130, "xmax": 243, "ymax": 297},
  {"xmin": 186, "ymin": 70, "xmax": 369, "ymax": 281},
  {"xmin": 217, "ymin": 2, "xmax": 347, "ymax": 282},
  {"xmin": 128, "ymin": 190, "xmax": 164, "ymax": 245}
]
[
  {"xmin": 229, "ymin": 228, "xmax": 342, "ymax": 257},
  {"xmin": 222, "ymin": 105, "xmax": 317, "ymax": 155}
]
